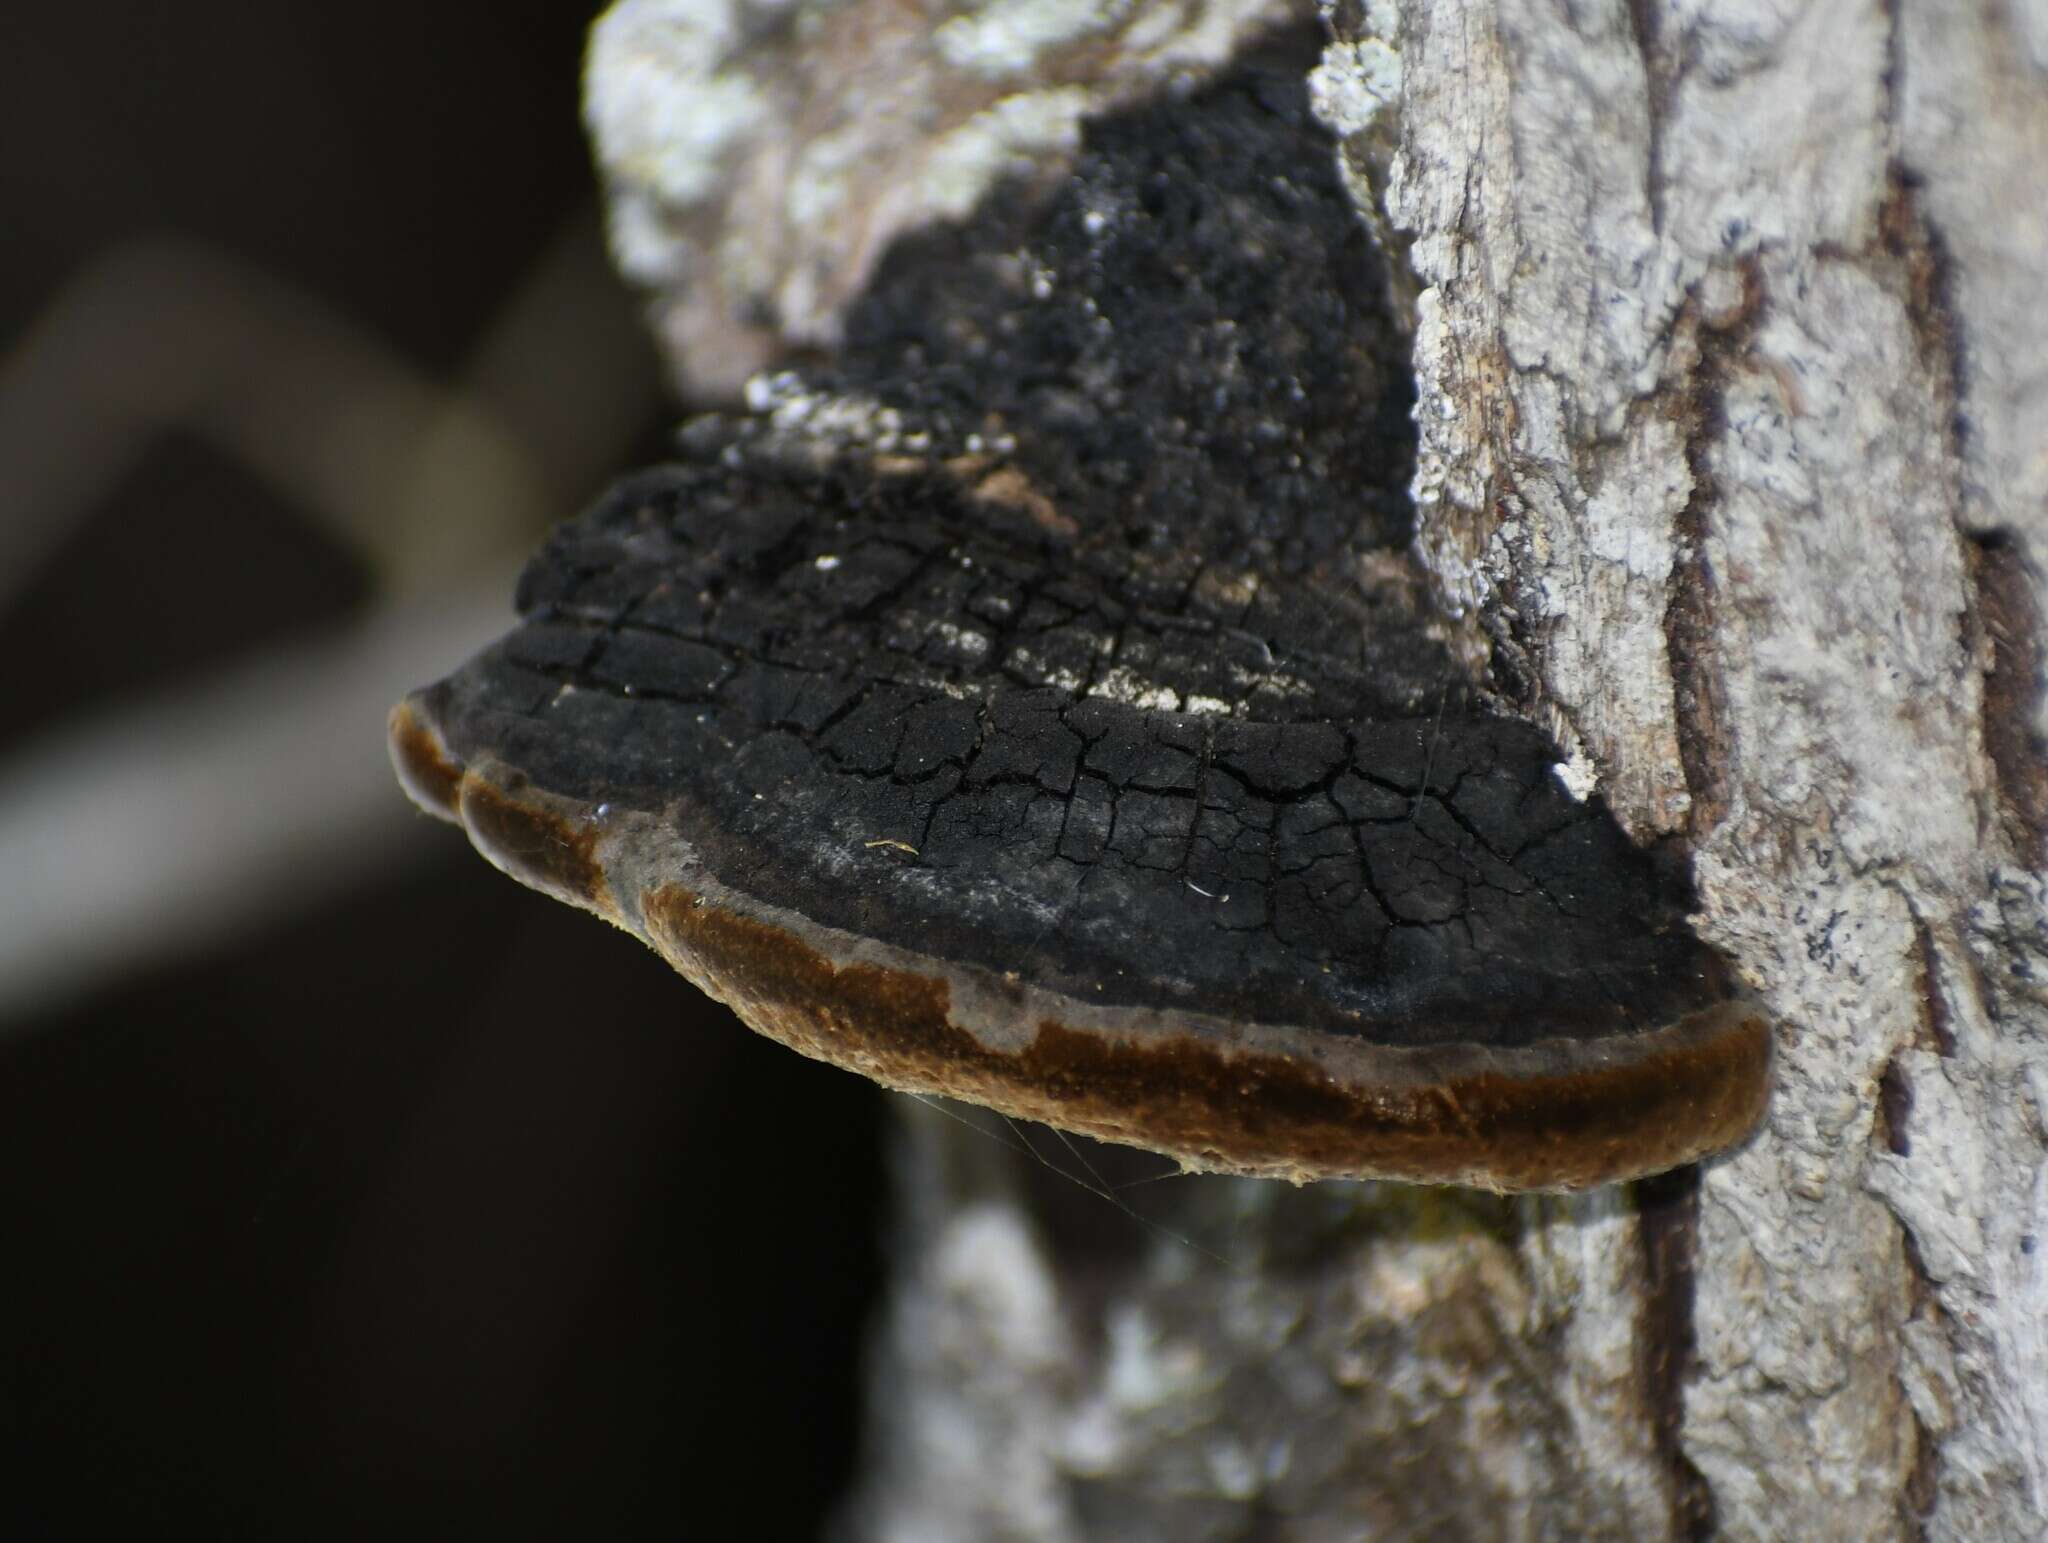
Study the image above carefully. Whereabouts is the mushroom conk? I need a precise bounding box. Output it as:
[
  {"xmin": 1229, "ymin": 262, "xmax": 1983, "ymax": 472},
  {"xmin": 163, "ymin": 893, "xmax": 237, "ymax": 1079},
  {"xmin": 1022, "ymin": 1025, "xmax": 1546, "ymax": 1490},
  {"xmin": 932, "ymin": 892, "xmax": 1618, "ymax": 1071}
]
[{"xmin": 390, "ymin": 39, "xmax": 1768, "ymax": 1190}]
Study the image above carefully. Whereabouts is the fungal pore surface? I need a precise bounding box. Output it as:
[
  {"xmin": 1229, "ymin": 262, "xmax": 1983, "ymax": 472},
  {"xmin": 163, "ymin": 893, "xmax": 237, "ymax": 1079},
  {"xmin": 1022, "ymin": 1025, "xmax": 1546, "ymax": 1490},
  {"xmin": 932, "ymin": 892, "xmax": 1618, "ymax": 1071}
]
[{"xmin": 390, "ymin": 36, "xmax": 1768, "ymax": 1189}]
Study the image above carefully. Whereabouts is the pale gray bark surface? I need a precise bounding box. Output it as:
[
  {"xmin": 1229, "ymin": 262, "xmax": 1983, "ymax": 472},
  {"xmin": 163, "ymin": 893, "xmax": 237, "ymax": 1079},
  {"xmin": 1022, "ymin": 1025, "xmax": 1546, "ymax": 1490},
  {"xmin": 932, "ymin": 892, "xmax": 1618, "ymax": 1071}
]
[{"xmin": 587, "ymin": 1, "xmax": 2048, "ymax": 1536}]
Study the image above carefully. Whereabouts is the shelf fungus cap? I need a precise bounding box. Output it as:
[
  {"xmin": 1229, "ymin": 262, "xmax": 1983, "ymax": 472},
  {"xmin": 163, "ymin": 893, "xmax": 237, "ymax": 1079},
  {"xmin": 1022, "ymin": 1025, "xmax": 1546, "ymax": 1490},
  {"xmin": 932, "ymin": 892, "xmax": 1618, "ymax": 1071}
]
[
  {"xmin": 388, "ymin": 461, "xmax": 1768, "ymax": 1192},
  {"xmin": 390, "ymin": 44, "xmax": 1766, "ymax": 1189}
]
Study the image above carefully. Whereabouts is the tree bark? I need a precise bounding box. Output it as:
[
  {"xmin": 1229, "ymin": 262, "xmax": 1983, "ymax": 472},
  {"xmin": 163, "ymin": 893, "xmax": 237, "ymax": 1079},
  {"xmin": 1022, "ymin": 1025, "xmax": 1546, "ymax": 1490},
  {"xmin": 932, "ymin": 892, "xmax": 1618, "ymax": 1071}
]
[{"xmin": 588, "ymin": 2, "xmax": 2048, "ymax": 1536}]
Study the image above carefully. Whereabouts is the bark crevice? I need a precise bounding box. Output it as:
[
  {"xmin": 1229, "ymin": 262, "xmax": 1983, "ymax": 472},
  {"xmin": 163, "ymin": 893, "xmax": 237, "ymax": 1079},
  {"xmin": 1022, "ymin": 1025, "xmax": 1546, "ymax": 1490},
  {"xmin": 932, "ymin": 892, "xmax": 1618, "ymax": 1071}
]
[
  {"xmin": 1966, "ymin": 529, "xmax": 2048, "ymax": 864},
  {"xmin": 1636, "ymin": 1167, "xmax": 1714, "ymax": 1542},
  {"xmin": 1895, "ymin": 1227, "xmax": 1945, "ymax": 1538},
  {"xmin": 1661, "ymin": 257, "xmax": 1763, "ymax": 839}
]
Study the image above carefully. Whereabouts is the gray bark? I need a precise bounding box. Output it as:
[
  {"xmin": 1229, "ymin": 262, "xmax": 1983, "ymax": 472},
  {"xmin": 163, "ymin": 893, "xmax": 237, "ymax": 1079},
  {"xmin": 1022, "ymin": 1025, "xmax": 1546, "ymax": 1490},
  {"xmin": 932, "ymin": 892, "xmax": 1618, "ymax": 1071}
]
[{"xmin": 587, "ymin": 1, "xmax": 2048, "ymax": 1536}]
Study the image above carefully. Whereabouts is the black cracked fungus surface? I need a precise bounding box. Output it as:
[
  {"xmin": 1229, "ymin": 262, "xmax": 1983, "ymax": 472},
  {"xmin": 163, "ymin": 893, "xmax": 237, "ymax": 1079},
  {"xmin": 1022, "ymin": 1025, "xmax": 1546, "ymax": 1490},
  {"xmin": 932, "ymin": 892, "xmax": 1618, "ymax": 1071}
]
[{"xmin": 419, "ymin": 36, "xmax": 1720, "ymax": 1048}]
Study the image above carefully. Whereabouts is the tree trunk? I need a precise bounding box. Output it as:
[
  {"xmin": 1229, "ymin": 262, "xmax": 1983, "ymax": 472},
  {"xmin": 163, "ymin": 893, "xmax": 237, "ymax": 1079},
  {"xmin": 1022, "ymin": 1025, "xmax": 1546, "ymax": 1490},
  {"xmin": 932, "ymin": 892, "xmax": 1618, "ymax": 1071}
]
[{"xmin": 588, "ymin": 2, "xmax": 2048, "ymax": 1536}]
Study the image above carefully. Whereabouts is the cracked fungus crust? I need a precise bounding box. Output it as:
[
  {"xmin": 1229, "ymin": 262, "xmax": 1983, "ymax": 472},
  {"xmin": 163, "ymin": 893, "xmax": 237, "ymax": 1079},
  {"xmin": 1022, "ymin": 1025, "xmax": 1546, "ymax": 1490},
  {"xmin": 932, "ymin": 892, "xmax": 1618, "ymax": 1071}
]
[{"xmin": 389, "ymin": 35, "xmax": 1767, "ymax": 1188}]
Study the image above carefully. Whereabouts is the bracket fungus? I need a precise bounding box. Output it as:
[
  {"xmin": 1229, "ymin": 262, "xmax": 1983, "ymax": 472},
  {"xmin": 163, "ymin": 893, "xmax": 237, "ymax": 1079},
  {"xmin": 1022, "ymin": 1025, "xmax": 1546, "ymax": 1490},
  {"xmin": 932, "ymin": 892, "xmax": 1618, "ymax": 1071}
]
[{"xmin": 390, "ymin": 39, "xmax": 1767, "ymax": 1189}]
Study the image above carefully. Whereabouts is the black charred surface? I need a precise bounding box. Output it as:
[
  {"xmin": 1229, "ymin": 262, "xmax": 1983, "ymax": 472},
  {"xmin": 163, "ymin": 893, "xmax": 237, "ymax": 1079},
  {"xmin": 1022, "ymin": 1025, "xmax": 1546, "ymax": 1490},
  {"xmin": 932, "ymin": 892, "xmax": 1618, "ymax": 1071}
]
[
  {"xmin": 823, "ymin": 34, "xmax": 1419, "ymax": 578},
  {"xmin": 415, "ymin": 39, "xmax": 1725, "ymax": 1049}
]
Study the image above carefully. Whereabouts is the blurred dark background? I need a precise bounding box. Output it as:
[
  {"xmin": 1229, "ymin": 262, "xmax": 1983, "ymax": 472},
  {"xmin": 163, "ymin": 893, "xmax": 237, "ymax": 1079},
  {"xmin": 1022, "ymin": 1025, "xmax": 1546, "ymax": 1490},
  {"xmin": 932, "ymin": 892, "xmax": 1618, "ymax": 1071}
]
[{"xmin": 0, "ymin": 2, "xmax": 886, "ymax": 1535}]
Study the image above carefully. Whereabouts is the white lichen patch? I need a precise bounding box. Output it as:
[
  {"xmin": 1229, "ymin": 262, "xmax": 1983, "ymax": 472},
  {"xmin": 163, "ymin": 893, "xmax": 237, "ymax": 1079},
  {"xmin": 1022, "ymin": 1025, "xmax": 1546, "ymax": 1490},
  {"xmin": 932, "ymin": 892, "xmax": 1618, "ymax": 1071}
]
[
  {"xmin": 922, "ymin": 88, "xmax": 1095, "ymax": 221},
  {"xmin": 585, "ymin": 0, "xmax": 770, "ymax": 208},
  {"xmin": 927, "ymin": 621, "xmax": 995, "ymax": 661},
  {"xmin": 1003, "ymin": 646, "xmax": 1086, "ymax": 694},
  {"xmin": 744, "ymin": 370, "xmax": 912, "ymax": 450},
  {"xmin": 1088, "ymin": 666, "xmax": 1182, "ymax": 712},
  {"xmin": 1223, "ymin": 660, "xmax": 1311, "ymax": 709},
  {"xmin": 785, "ymin": 120, "xmax": 881, "ymax": 232},
  {"xmin": 1307, "ymin": 38, "xmax": 1401, "ymax": 138},
  {"xmin": 935, "ymin": 0, "xmax": 1121, "ymax": 79},
  {"xmin": 1552, "ymin": 751, "xmax": 1598, "ymax": 802}
]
